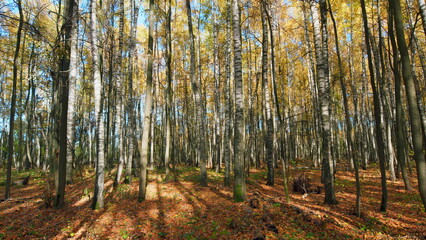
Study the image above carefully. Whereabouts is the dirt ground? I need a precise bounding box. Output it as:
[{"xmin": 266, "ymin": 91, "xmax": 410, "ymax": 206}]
[{"xmin": 1, "ymin": 166, "xmax": 425, "ymax": 239}]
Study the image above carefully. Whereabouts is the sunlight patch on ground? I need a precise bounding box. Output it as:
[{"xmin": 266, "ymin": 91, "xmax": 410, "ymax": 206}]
[
  {"xmin": 72, "ymin": 196, "xmax": 90, "ymax": 207},
  {"xmin": 68, "ymin": 222, "xmax": 88, "ymax": 240},
  {"xmin": 1, "ymin": 201, "xmax": 26, "ymax": 214},
  {"xmin": 1, "ymin": 168, "xmax": 425, "ymax": 239}
]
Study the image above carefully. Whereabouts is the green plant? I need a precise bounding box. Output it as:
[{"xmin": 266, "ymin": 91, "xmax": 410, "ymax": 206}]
[
  {"xmin": 335, "ymin": 178, "xmax": 353, "ymax": 187},
  {"xmin": 182, "ymin": 232, "xmax": 196, "ymax": 240},
  {"xmin": 116, "ymin": 184, "xmax": 132, "ymax": 199},
  {"xmin": 306, "ymin": 232, "xmax": 315, "ymax": 239},
  {"xmin": 250, "ymin": 171, "xmax": 267, "ymax": 181},
  {"xmin": 26, "ymin": 230, "xmax": 39, "ymax": 236},
  {"xmin": 82, "ymin": 188, "xmax": 91, "ymax": 199},
  {"xmin": 120, "ymin": 229, "xmax": 129, "ymax": 239}
]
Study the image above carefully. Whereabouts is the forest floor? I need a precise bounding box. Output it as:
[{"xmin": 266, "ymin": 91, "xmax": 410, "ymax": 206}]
[{"xmin": 0, "ymin": 163, "xmax": 425, "ymax": 240}]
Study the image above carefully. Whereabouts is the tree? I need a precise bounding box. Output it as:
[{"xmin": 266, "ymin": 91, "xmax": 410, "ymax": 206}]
[
  {"xmin": 419, "ymin": 0, "xmax": 426, "ymax": 37},
  {"xmin": 232, "ymin": 0, "xmax": 246, "ymax": 202},
  {"xmin": 212, "ymin": 0, "xmax": 221, "ymax": 174},
  {"xmin": 361, "ymin": 0, "xmax": 388, "ymax": 212},
  {"xmin": 311, "ymin": 0, "xmax": 336, "ymax": 205},
  {"xmin": 223, "ymin": 0, "xmax": 232, "ymax": 187},
  {"xmin": 54, "ymin": 0, "xmax": 79, "ymax": 209},
  {"xmin": 90, "ymin": 0, "xmax": 106, "ymax": 210},
  {"xmin": 125, "ymin": 0, "xmax": 139, "ymax": 184},
  {"xmin": 164, "ymin": 0, "xmax": 173, "ymax": 180},
  {"xmin": 139, "ymin": 0, "xmax": 155, "ymax": 202},
  {"xmin": 185, "ymin": 0, "xmax": 207, "ymax": 187},
  {"xmin": 114, "ymin": 0, "xmax": 126, "ymax": 187},
  {"xmin": 388, "ymin": 4, "xmax": 413, "ymax": 191},
  {"xmin": 390, "ymin": 0, "xmax": 426, "ymax": 210},
  {"xmin": 328, "ymin": 0, "xmax": 360, "ymax": 215},
  {"xmin": 4, "ymin": 0, "xmax": 24, "ymax": 200},
  {"xmin": 66, "ymin": 0, "xmax": 80, "ymax": 185},
  {"xmin": 261, "ymin": 0, "xmax": 275, "ymax": 186}
]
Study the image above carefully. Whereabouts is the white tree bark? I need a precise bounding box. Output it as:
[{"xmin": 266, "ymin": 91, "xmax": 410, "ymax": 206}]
[
  {"xmin": 232, "ymin": 0, "xmax": 246, "ymax": 202},
  {"xmin": 90, "ymin": 0, "xmax": 105, "ymax": 209}
]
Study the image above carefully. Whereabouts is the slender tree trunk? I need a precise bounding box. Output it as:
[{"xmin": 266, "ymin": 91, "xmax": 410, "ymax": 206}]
[
  {"xmin": 328, "ymin": 0, "xmax": 360, "ymax": 215},
  {"xmin": 125, "ymin": 0, "xmax": 139, "ymax": 184},
  {"xmin": 390, "ymin": 0, "xmax": 426, "ymax": 210},
  {"xmin": 139, "ymin": 0, "xmax": 154, "ymax": 202},
  {"xmin": 388, "ymin": 8, "xmax": 413, "ymax": 191},
  {"xmin": 223, "ymin": 0, "xmax": 232, "ymax": 187},
  {"xmin": 213, "ymin": 0, "xmax": 221, "ymax": 174},
  {"xmin": 311, "ymin": 0, "xmax": 336, "ymax": 204},
  {"xmin": 418, "ymin": 0, "xmax": 426, "ymax": 37},
  {"xmin": 232, "ymin": 0, "xmax": 246, "ymax": 202},
  {"xmin": 5, "ymin": 0, "xmax": 24, "ymax": 200},
  {"xmin": 377, "ymin": 5, "xmax": 397, "ymax": 181},
  {"xmin": 164, "ymin": 0, "xmax": 173, "ymax": 180},
  {"xmin": 90, "ymin": 0, "xmax": 105, "ymax": 209},
  {"xmin": 302, "ymin": 2, "xmax": 321, "ymax": 168},
  {"xmin": 114, "ymin": 0, "xmax": 125, "ymax": 186},
  {"xmin": 261, "ymin": 0, "xmax": 274, "ymax": 186},
  {"xmin": 361, "ymin": 0, "xmax": 388, "ymax": 212},
  {"xmin": 66, "ymin": 0, "xmax": 79, "ymax": 185},
  {"xmin": 55, "ymin": 0, "xmax": 78, "ymax": 208},
  {"xmin": 185, "ymin": 0, "xmax": 207, "ymax": 186}
]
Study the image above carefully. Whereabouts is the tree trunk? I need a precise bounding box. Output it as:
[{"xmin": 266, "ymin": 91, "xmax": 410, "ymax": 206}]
[
  {"xmin": 125, "ymin": 0, "xmax": 139, "ymax": 184},
  {"xmin": 90, "ymin": 0, "xmax": 105, "ymax": 209},
  {"xmin": 185, "ymin": 0, "xmax": 207, "ymax": 186},
  {"xmin": 418, "ymin": 0, "xmax": 426, "ymax": 37},
  {"xmin": 302, "ymin": 2, "xmax": 321, "ymax": 168},
  {"xmin": 390, "ymin": 0, "xmax": 426, "ymax": 210},
  {"xmin": 261, "ymin": 0, "xmax": 274, "ymax": 186},
  {"xmin": 139, "ymin": 0, "xmax": 154, "ymax": 202},
  {"xmin": 328, "ymin": 0, "xmax": 360, "ymax": 214},
  {"xmin": 5, "ymin": 0, "xmax": 24, "ymax": 200},
  {"xmin": 213, "ymin": 0, "xmax": 221, "ymax": 174},
  {"xmin": 66, "ymin": 0, "xmax": 79, "ymax": 185},
  {"xmin": 311, "ymin": 0, "xmax": 336, "ymax": 204},
  {"xmin": 223, "ymin": 0, "xmax": 232, "ymax": 187},
  {"xmin": 361, "ymin": 0, "xmax": 388, "ymax": 212},
  {"xmin": 164, "ymin": 0, "xmax": 173, "ymax": 180},
  {"xmin": 388, "ymin": 7, "xmax": 413, "ymax": 191},
  {"xmin": 232, "ymin": 0, "xmax": 246, "ymax": 202},
  {"xmin": 114, "ymin": 0, "xmax": 125, "ymax": 186},
  {"xmin": 54, "ymin": 0, "xmax": 78, "ymax": 208}
]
